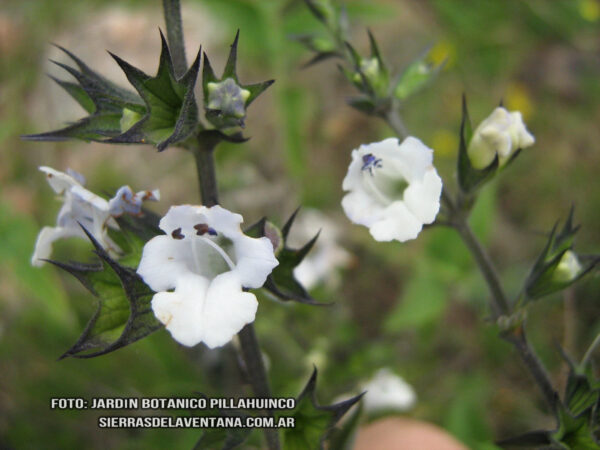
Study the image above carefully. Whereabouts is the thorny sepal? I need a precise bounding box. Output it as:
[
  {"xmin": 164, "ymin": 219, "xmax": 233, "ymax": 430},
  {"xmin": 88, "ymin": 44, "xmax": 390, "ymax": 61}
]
[
  {"xmin": 394, "ymin": 46, "xmax": 446, "ymax": 101},
  {"xmin": 282, "ymin": 368, "xmax": 364, "ymax": 450},
  {"xmin": 202, "ymin": 31, "xmax": 274, "ymax": 130},
  {"xmin": 107, "ymin": 30, "xmax": 201, "ymax": 151},
  {"xmin": 523, "ymin": 208, "xmax": 599, "ymax": 303},
  {"xmin": 50, "ymin": 226, "xmax": 161, "ymax": 359},
  {"xmin": 110, "ymin": 210, "xmax": 162, "ymax": 268},
  {"xmin": 22, "ymin": 45, "xmax": 146, "ymax": 142},
  {"xmin": 246, "ymin": 210, "xmax": 325, "ymax": 305},
  {"xmin": 457, "ymin": 95, "xmax": 499, "ymax": 195}
]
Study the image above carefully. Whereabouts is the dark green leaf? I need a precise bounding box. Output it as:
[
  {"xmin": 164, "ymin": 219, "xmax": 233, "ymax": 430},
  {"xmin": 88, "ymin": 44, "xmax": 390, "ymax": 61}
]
[
  {"xmin": 51, "ymin": 226, "xmax": 161, "ymax": 359},
  {"xmin": 22, "ymin": 45, "xmax": 145, "ymax": 142},
  {"xmin": 283, "ymin": 368, "xmax": 364, "ymax": 450},
  {"xmin": 107, "ymin": 30, "xmax": 201, "ymax": 151}
]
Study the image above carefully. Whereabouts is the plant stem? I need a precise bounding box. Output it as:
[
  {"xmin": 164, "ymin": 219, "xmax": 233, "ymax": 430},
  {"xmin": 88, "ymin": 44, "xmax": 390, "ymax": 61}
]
[
  {"xmin": 162, "ymin": 0, "xmax": 187, "ymax": 78},
  {"xmin": 452, "ymin": 213, "xmax": 556, "ymax": 409},
  {"xmin": 383, "ymin": 101, "xmax": 408, "ymax": 140},
  {"xmin": 453, "ymin": 220, "xmax": 510, "ymax": 318},
  {"xmin": 163, "ymin": 2, "xmax": 279, "ymax": 447}
]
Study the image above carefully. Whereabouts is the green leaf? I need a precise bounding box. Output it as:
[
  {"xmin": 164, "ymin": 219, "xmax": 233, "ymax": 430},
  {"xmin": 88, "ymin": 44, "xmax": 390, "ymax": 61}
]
[
  {"xmin": 552, "ymin": 403, "xmax": 599, "ymax": 449},
  {"xmin": 283, "ymin": 368, "xmax": 363, "ymax": 450},
  {"xmin": 394, "ymin": 46, "xmax": 445, "ymax": 100},
  {"xmin": 256, "ymin": 209, "xmax": 325, "ymax": 305},
  {"xmin": 193, "ymin": 400, "xmax": 252, "ymax": 450},
  {"xmin": 50, "ymin": 226, "xmax": 161, "ymax": 358},
  {"xmin": 107, "ymin": 30, "xmax": 201, "ymax": 151},
  {"xmin": 22, "ymin": 45, "xmax": 145, "ymax": 142},
  {"xmin": 457, "ymin": 95, "xmax": 499, "ymax": 193}
]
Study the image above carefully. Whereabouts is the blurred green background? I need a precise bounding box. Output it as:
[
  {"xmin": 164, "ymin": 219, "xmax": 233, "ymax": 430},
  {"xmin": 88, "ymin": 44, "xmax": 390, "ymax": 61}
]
[{"xmin": 1, "ymin": 0, "xmax": 600, "ymax": 448}]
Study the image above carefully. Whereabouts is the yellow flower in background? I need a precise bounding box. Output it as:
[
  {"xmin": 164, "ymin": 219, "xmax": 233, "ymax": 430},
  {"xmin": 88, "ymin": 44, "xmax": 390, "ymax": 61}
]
[
  {"xmin": 506, "ymin": 83, "xmax": 533, "ymax": 121},
  {"xmin": 429, "ymin": 39, "xmax": 456, "ymax": 69},
  {"xmin": 578, "ymin": 0, "xmax": 600, "ymax": 22},
  {"xmin": 431, "ymin": 129, "xmax": 458, "ymax": 159}
]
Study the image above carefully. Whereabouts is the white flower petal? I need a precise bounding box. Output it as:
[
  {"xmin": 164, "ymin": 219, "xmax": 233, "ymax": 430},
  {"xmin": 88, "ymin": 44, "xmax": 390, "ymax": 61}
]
[
  {"xmin": 200, "ymin": 271, "xmax": 258, "ymax": 348},
  {"xmin": 39, "ymin": 166, "xmax": 82, "ymax": 193},
  {"xmin": 341, "ymin": 189, "xmax": 384, "ymax": 228},
  {"xmin": 369, "ymin": 202, "xmax": 423, "ymax": 242},
  {"xmin": 403, "ymin": 167, "xmax": 443, "ymax": 224},
  {"xmin": 233, "ymin": 235, "xmax": 279, "ymax": 288},
  {"xmin": 342, "ymin": 136, "xmax": 441, "ymax": 243},
  {"xmin": 31, "ymin": 226, "xmax": 80, "ymax": 266},
  {"xmin": 362, "ymin": 368, "xmax": 416, "ymax": 413},
  {"xmin": 137, "ymin": 235, "xmax": 197, "ymax": 292},
  {"xmin": 152, "ymin": 271, "xmax": 258, "ymax": 348},
  {"xmin": 151, "ymin": 273, "xmax": 210, "ymax": 347},
  {"xmin": 468, "ymin": 107, "xmax": 535, "ymax": 169}
]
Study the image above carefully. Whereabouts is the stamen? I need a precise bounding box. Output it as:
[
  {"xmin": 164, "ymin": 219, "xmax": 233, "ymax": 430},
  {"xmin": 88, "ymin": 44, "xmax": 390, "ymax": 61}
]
[
  {"xmin": 171, "ymin": 228, "xmax": 185, "ymax": 240},
  {"xmin": 361, "ymin": 153, "xmax": 382, "ymax": 174},
  {"xmin": 194, "ymin": 223, "xmax": 218, "ymax": 236}
]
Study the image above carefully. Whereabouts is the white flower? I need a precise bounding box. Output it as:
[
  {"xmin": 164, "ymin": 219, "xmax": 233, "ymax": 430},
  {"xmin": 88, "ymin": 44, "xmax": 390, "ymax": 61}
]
[
  {"xmin": 554, "ymin": 250, "xmax": 582, "ymax": 283},
  {"xmin": 136, "ymin": 204, "xmax": 279, "ymax": 348},
  {"xmin": 288, "ymin": 209, "xmax": 352, "ymax": 290},
  {"xmin": 362, "ymin": 368, "xmax": 416, "ymax": 413},
  {"xmin": 32, "ymin": 166, "xmax": 159, "ymax": 267},
  {"xmin": 467, "ymin": 107, "xmax": 535, "ymax": 169},
  {"xmin": 341, "ymin": 137, "xmax": 442, "ymax": 242}
]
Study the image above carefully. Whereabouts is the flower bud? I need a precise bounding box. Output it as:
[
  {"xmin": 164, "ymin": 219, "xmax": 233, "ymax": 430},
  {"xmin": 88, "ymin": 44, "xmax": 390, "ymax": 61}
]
[
  {"xmin": 553, "ymin": 250, "xmax": 582, "ymax": 283},
  {"xmin": 205, "ymin": 78, "xmax": 251, "ymax": 128},
  {"xmin": 467, "ymin": 107, "xmax": 535, "ymax": 169}
]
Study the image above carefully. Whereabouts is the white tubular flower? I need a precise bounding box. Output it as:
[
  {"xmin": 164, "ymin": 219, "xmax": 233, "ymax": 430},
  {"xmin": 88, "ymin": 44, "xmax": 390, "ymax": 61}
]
[
  {"xmin": 362, "ymin": 368, "xmax": 417, "ymax": 413},
  {"xmin": 32, "ymin": 166, "xmax": 159, "ymax": 267},
  {"xmin": 467, "ymin": 107, "xmax": 535, "ymax": 169},
  {"xmin": 136, "ymin": 205, "xmax": 279, "ymax": 348},
  {"xmin": 342, "ymin": 137, "xmax": 442, "ymax": 242}
]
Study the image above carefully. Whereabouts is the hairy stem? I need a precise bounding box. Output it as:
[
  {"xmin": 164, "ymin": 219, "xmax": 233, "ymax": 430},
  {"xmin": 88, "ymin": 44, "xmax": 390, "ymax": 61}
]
[{"xmin": 162, "ymin": 0, "xmax": 187, "ymax": 77}]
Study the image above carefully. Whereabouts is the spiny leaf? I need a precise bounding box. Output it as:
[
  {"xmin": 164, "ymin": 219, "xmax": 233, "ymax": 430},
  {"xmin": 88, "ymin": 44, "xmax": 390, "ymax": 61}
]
[
  {"xmin": 283, "ymin": 368, "xmax": 364, "ymax": 450},
  {"xmin": 52, "ymin": 226, "xmax": 161, "ymax": 359},
  {"xmin": 107, "ymin": 30, "xmax": 201, "ymax": 151},
  {"xmin": 202, "ymin": 31, "xmax": 274, "ymax": 132},
  {"xmin": 22, "ymin": 46, "xmax": 145, "ymax": 142},
  {"xmin": 457, "ymin": 95, "xmax": 499, "ymax": 193}
]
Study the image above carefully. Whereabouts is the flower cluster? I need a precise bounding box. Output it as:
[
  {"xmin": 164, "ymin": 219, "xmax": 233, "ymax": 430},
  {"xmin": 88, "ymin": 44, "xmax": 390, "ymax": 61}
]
[
  {"xmin": 136, "ymin": 205, "xmax": 279, "ymax": 348},
  {"xmin": 32, "ymin": 166, "xmax": 159, "ymax": 267},
  {"xmin": 342, "ymin": 137, "xmax": 442, "ymax": 242}
]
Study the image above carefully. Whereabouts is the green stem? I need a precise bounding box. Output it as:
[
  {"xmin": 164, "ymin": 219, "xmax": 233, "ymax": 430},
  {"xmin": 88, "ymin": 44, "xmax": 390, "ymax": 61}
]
[
  {"xmin": 451, "ymin": 209, "xmax": 556, "ymax": 409},
  {"xmin": 162, "ymin": 0, "xmax": 187, "ymax": 78},
  {"xmin": 453, "ymin": 220, "xmax": 510, "ymax": 318},
  {"xmin": 383, "ymin": 101, "xmax": 408, "ymax": 140}
]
